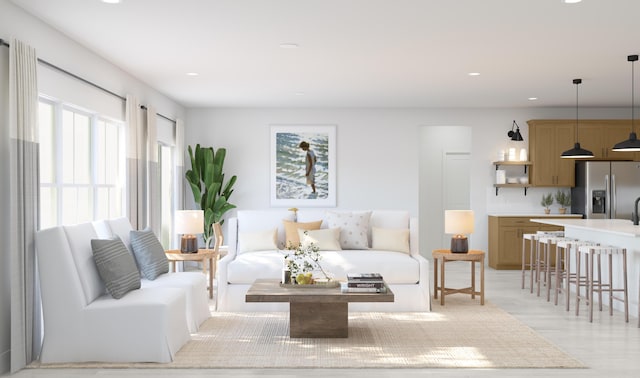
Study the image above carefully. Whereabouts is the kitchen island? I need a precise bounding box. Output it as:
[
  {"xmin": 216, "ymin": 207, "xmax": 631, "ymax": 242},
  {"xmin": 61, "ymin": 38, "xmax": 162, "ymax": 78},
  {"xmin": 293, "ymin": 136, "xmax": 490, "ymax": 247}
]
[{"xmin": 531, "ymin": 218, "xmax": 640, "ymax": 320}]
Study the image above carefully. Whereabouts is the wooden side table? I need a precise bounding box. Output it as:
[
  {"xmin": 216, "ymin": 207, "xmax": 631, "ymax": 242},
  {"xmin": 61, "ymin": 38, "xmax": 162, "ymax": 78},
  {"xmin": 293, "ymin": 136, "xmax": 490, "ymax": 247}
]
[
  {"xmin": 165, "ymin": 249, "xmax": 220, "ymax": 299},
  {"xmin": 432, "ymin": 249, "xmax": 485, "ymax": 305}
]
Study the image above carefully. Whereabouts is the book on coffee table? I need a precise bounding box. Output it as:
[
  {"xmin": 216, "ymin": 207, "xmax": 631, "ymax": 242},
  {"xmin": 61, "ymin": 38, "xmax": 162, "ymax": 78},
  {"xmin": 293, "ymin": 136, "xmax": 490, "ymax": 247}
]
[
  {"xmin": 347, "ymin": 273, "xmax": 383, "ymax": 281},
  {"xmin": 343, "ymin": 273, "xmax": 386, "ymax": 293}
]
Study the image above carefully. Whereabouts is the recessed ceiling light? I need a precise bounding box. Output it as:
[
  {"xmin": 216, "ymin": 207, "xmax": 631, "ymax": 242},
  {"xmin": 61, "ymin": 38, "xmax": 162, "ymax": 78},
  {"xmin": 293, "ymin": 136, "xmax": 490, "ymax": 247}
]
[
  {"xmin": 279, "ymin": 43, "xmax": 299, "ymax": 49},
  {"xmin": 101, "ymin": 0, "xmax": 122, "ymax": 4},
  {"xmin": 528, "ymin": 97, "xmax": 538, "ymax": 101},
  {"xmin": 186, "ymin": 72, "xmax": 199, "ymax": 77},
  {"xmin": 563, "ymin": 0, "xmax": 582, "ymax": 4},
  {"xmin": 468, "ymin": 72, "xmax": 480, "ymax": 76}
]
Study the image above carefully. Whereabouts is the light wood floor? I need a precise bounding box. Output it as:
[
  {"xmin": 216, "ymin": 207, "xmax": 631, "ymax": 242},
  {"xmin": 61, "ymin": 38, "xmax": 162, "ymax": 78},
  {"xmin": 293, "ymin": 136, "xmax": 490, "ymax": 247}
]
[{"xmin": 11, "ymin": 262, "xmax": 640, "ymax": 377}]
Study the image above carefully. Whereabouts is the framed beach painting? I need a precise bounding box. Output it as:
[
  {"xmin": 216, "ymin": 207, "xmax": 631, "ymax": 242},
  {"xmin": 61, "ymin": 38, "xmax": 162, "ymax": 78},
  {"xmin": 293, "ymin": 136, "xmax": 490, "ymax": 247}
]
[{"xmin": 270, "ymin": 124, "xmax": 336, "ymax": 207}]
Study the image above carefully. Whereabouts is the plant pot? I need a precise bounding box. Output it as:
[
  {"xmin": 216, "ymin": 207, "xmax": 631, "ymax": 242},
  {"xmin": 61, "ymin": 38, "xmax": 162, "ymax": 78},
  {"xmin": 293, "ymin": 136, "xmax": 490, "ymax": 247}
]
[
  {"xmin": 544, "ymin": 208, "xmax": 551, "ymax": 214},
  {"xmin": 558, "ymin": 208, "xmax": 567, "ymax": 214}
]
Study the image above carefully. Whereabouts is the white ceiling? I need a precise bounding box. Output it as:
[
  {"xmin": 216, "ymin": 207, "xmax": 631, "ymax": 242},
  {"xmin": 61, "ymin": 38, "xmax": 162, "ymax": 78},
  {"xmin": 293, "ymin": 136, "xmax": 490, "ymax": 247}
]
[{"xmin": 9, "ymin": 0, "xmax": 640, "ymax": 108}]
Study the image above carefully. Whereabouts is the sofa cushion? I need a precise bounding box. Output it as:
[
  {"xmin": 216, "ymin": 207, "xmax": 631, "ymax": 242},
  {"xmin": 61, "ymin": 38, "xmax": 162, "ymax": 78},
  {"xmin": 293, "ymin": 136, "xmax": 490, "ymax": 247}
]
[
  {"xmin": 91, "ymin": 237, "xmax": 141, "ymax": 299},
  {"xmin": 298, "ymin": 228, "xmax": 342, "ymax": 251},
  {"xmin": 226, "ymin": 249, "xmax": 420, "ymax": 285},
  {"xmin": 238, "ymin": 228, "xmax": 278, "ymax": 253},
  {"xmin": 63, "ymin": 223, "xmax": 105, "ymax": 303},
  {"xmin": 320, "ymin": 251, "xmax": 420, "ymax": 284},
  {"xmin": 324, "ymin": 210, "xmax": 371, "ymax": 249},
  {"xmin": 283, "ymin": 219, "xmax": 322, "ymax": 248},
  {"xmin": 237, "ymin": 210, "xmax": 295, "ymax": 250},
  {"xmin": 371, "ymin": 227, "xmax": 410, "ymax": 254},
  {"xmin": 227, "ymin": 251, "xmax": 286, "ymax": 284},
  {"xmin": 130, "ymin": 228, "xmax": 169, "ymax": 280}
]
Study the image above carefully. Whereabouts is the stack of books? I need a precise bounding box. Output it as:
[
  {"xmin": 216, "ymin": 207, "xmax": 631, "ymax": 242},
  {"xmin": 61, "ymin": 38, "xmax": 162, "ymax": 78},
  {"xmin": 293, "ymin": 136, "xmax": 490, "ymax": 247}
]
[{"xmin": 342, "ymin": 273, "xmax": 386, "ymax": 293}]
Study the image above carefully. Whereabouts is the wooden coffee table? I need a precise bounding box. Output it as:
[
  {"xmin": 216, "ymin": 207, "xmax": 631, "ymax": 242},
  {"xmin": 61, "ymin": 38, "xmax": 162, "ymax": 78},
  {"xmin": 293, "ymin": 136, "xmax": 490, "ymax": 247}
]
[{"xmin": 245, "ymin": 279, "xmax": 394, "ymax": 338}]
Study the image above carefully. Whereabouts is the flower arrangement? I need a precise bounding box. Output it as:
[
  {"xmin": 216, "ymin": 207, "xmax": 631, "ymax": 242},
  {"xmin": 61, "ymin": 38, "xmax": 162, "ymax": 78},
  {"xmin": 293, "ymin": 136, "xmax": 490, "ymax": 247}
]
[{"xmin": 284, "ymin": 232, "xmax": 332, "ymax": 284}]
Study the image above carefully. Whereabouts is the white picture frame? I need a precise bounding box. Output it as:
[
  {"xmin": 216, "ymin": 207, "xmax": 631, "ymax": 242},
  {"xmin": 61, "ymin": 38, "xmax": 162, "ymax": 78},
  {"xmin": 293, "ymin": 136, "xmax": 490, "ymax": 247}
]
[{"xmin": 270, "ymin": 124, "xmax": 337, "ymax": 207}]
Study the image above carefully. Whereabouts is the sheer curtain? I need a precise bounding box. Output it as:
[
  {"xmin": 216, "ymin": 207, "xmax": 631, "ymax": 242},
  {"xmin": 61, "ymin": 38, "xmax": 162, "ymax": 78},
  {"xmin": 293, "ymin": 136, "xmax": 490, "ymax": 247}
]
[
  {"xmin": 8, "ymin": 38, "xmax": 40, "ymax": 373},
  {"xmin": 125, "ymin": 95, "xmax": 146, "ymax": 230},
  {"xmin": 173, "ymin": 119, "xmax": 186, "ymax": 248},
  {"xmin": 146, "ymin": 106, "xmax": 160, "ymax": 236}
]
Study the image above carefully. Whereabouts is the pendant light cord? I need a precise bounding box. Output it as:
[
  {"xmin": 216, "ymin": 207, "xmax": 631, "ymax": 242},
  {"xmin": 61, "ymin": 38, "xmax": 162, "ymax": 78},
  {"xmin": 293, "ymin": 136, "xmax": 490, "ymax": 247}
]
[
  {"xmin": 574, "ymin": 78, "xmax": 582, "ymax": 141},
  {"xmin": 632, "ymin": 57, "xmax": 635, "ymax": 133}
]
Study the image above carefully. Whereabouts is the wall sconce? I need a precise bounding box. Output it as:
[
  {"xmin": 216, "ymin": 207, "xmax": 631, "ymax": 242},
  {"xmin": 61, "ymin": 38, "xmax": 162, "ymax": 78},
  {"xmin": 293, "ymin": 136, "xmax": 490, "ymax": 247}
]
[
  {"xmin": 175, "ymin": 210, "xmax": 204, "ymax": 253},
  {"xmin": 444, "ymin": 210, "xmax": 474, "ymax": 253},
  {"xmin": 508, "ymin": 120, "xmax": 524, "ymax": 141}
]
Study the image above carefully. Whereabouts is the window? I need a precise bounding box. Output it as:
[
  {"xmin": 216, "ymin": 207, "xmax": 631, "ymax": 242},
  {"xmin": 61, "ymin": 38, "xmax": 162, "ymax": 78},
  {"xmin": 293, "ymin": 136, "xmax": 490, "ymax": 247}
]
[{"xmin": 39, "ymin": 98, "xmax": 125, "ymax": 228}]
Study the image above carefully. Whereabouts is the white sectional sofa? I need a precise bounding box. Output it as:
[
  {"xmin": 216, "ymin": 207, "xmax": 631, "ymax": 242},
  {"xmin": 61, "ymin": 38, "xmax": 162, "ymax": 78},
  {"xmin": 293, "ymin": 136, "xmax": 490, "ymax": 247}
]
[
  {"xmin": 35, "ymin": 218, "xmax": 210, "ymax": 363},
  {"xmin": 217, "ymin": 209, "xmax": 430, "ymax": 312}
]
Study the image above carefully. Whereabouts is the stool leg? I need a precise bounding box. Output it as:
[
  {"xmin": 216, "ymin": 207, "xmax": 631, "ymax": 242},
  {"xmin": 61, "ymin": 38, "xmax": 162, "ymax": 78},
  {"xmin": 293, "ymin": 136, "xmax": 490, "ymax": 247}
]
[
  {"xmin": 589, "ymin": 252, "xmax": 594, "ymax": 323},
  {"xmin": 530, "ymin": 240, "xmax": 536, "ymax": 294},
  {"xmin": 608, "ymin": 254, "xmax": 614, "ymax": 316},
  {"xmin": 565, "ymin": 247, "xmax": 571, "ymax": 311},
  {"xmin": 623, "ymin": 250, "xmax": 629, "ymax": 323},
  {"xmin": 575, "ymin": 251, "xmax": 581, "ymax": 317},
  {"xmin": 555, "ymin": 246, "xmax": 561, "ymax": 306},
  {"xmin": 597, "ymin": 254, "xmax": 603, "ymax": 312},
  {"xmin": 546, "ymin": 243, "xmax": 552, "ymax": 302}
]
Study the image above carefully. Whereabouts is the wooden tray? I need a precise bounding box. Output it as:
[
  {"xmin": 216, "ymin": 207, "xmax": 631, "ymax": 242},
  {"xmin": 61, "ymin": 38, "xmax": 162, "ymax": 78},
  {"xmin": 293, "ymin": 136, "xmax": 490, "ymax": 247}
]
[{"xmin": 279, "ymin": 280, "xmax": 340, "ymax": 288}]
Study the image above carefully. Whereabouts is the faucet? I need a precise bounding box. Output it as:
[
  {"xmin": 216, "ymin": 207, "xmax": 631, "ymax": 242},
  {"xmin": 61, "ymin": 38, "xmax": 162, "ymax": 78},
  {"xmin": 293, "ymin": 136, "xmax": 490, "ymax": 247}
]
[{"xmin": 633, "ymin": 197, "xmax": 640, "ymax": 225}]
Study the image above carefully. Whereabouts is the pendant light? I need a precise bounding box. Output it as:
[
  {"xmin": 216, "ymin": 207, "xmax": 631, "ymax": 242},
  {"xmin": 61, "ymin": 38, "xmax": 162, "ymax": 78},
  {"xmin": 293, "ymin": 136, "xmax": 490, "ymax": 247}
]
[
  {"xmin": 561, "ymin": 78, "xmax": 594, "ymax": 158},
  {"xmin": 612, "ymin": 54, "xmax": 640, "ymax": 151}
]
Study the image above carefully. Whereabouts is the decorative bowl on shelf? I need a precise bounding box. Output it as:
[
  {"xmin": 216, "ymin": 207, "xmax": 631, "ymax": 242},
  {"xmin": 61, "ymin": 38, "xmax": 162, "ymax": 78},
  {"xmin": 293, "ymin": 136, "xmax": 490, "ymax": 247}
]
[
  {"xmin": 506, "ymin": 178, "xmax": 518, "ymax": 184},
  {"xmin": 519, "ymin": 177, "xmax": 529, "ymax": 184}
]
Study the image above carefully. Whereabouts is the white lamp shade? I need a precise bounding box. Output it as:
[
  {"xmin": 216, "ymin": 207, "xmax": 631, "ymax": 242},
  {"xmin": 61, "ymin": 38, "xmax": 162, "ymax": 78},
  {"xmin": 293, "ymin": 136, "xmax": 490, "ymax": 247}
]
[
  {"xmin": 175, "ymin": 210, "xmax": 204, "ymax": 234},
  {"xmin": 444, "ymin": 210, "xmax": 474, "ymax": 235}
]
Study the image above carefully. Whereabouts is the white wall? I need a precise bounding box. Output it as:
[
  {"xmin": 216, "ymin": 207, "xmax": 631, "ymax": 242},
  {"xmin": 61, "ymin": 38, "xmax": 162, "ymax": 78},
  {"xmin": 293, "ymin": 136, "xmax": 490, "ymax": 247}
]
[
  {"xmin": 186, "ymin": 106, "xmax": 633, "ymax": 258},
  {"xmin": 0, "ymin": 0, "xmax": 187, "ymax": 373}
]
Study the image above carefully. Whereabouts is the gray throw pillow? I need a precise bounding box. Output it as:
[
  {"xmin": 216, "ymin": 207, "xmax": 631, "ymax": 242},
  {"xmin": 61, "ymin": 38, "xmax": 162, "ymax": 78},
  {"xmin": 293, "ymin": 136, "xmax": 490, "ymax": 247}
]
[
  {"xmin": 91, "ymin": 237, "xmax": 141, "ymax": 299},
  {"xmin": 129, "ymin": 228, "xmax": 169, "ymax": 280}
]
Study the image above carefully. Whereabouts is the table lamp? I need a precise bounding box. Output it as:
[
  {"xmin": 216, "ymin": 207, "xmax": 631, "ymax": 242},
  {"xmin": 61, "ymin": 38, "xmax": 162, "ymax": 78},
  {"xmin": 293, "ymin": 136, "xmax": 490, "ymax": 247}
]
[
  {"xmin": 175, "ymin": 210, "xmax": 204, "ymax": 253},
  {"xmin": 445, "ymin": 210, "xmax": 474, "ymax": 253}
]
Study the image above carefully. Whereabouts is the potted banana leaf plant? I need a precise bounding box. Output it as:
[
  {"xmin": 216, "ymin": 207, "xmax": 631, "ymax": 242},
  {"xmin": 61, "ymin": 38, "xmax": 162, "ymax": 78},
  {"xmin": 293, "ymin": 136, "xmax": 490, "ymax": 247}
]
[{"xmin": 185, "ymin": 144, "xmax": 237, "ymax": 249}]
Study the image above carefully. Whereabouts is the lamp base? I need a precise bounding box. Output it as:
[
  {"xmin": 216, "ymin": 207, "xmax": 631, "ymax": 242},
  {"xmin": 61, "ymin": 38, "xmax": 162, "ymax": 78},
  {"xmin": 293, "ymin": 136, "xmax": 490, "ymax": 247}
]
[
  {"xmin": 180, "ymin": 235, "xmax": 198, "ymax": 253},
  {"xmin": 450, "ymin": 236, "xmax": 469, "ymax": 253}
]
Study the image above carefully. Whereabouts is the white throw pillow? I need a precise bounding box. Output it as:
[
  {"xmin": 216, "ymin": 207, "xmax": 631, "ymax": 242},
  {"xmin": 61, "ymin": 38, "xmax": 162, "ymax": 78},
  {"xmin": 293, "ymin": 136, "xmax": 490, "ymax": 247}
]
[
  {"xmin": 238, "ymin": 228, "xmax": 278, "ymax": 253},
  {"xmin": 298, "ymin": 228, "xmax": 342, "ymax": 251},
  {"xmin": 324, "ymin": 211, "xmax": 371, "ymax": 249},
  {"xmin": 371, "ymin": 227, "xmax": 410, "ymax": 254}
]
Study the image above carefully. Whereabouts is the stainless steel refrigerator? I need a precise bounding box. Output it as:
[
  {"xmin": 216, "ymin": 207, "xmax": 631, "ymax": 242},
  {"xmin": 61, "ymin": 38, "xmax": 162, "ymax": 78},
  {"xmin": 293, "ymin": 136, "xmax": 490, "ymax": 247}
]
[{"xmin": 572, "ymin": 161, "xmax": 640, "ymax": 219}]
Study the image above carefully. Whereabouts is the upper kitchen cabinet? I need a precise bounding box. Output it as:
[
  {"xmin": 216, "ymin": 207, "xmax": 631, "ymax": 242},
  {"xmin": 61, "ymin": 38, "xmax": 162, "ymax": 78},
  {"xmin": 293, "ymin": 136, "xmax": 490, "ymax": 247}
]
[
  {"xmin": 528, "ymin": 120, "xmax": 576, "ymax": 187},
  {"xmin": 578, "ymin": 120, "xmax": 637, "ymax": 161}
]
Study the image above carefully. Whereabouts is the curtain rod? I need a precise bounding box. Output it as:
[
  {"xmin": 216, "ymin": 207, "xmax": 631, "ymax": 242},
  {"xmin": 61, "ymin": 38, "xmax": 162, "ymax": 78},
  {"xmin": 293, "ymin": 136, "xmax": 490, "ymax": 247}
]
[{"xmin": 1, "ymin": 38, "xmax": 176, "ymax": 124}]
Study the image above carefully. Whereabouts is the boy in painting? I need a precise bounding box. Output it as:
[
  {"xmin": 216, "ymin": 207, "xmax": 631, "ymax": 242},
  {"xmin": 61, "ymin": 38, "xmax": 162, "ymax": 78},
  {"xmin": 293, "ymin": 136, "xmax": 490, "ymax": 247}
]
[{"xmin": 299, "ymin": 141, "xmax": 317, "ymax": 193}]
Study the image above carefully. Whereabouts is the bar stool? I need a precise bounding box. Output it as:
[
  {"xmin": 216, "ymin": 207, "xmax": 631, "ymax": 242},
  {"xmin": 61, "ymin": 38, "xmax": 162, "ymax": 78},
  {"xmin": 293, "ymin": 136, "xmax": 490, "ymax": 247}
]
[
  {"xmin": 537, "ymin": 235, "xmax": 575, "ymax": 301},
  {"xmin": 576, "ymin": 245, "xmax": 628, "ymax": 323},
  {"xmin": 555, "ymin": 240, "xmax": 598, "ymax": 310},
  {"xmin": 522, "ymin": 231, "xmax": 564, "ymax": 294}
]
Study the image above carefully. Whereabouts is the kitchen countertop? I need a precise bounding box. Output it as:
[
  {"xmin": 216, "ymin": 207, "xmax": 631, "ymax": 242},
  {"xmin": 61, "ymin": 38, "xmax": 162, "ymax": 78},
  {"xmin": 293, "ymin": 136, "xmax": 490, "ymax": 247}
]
[
  {"xmin": 488, "ymin": 213, "xmax": 583, "ymax": 218},
  {"xmin": 531, "ymin": 218, "xmax": 640, "ymax": 238}
]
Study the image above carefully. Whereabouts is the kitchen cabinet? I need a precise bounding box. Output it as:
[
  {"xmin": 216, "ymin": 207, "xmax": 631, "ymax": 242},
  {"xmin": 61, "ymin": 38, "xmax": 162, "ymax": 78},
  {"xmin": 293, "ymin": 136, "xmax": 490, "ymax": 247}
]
[
  {"xmin": 528, "ymin": 120, "xmax": 576, "ymax": 187},
  {"xmin": 488, "ymin": 215, "xmax": 575, "ymax": 270},
  {"xmin": 577, "ymin": 120, "xmax": 637, "ymax": 160}
]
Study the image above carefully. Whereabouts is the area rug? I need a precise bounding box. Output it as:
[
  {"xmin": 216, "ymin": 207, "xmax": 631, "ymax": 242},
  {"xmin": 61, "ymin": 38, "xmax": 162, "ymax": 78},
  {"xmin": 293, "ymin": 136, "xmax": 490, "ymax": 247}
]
[{"xmin": 32, "ymin": 297, "xmax": 584, "ymax": 369}]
